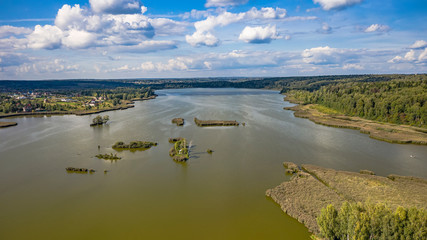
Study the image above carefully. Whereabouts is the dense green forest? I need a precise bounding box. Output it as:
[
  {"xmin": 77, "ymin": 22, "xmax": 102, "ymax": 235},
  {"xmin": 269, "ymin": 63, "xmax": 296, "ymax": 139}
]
[
  {"xmin": 285, "ymin": 75, "xmax": 427, "ymax": 128},
  {"xmin": 317, "ymin": 202, "xmax": 426, "ymax": 240}
]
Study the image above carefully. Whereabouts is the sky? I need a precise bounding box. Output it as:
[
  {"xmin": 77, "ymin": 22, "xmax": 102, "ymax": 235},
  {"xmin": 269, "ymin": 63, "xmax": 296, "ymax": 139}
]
[{"xmin": 0, "ymin": 0, "xmax": 426, "ymax": 80}]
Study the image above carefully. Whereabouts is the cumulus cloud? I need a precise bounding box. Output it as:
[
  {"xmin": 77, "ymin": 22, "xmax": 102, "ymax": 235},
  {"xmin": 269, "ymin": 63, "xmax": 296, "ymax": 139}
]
[
  {"xmin": 149, "ymin": 18, "xmax": 189, "ymax": 36},
  {"xmin": 239, "ymin": 25, "xmax": 280, "ymax": 44},
  {"xmin": 90, "ymin": 0, "xmax": 142, "ymax": 14},
  {"xmin": 186, "ymin": 31, "xmax": 220, "ymax": 47},
  {"xmin": 389, "ymin": 49, "xmax": 427, "ymax": 63},
  {"xmin": 205, "ymin": 0, "xmax": 248, "ymax": 8},
  {"xmin": 410, "ymin": 40, "xmax": 427, "ymax": 49},
  {"xmin": 0, "ymin": 25, "xmax": 32, "ymax": 38},
  {"xmin": 313, "ymin": 0, "xmax": 363, "ymax": 11},
  {"xmin": 27, "ymin": 25, "xmax": 63, "ymax": 50},
  {"xmin": 302, "ymin": 46, "xmax": 357, "ymax": 65},
  {"xmin": 25, "ymin": 3, "xmax": 183, "ymax": 52},
  {"xmin": 186, "ymin": 7, "xmax": 287, "ymax": 47},
  {"xmin": 364, "ymin": 24, "xmax": 390, "ymax": 33},
  {"xmin": 62, "ymin": 29, "xmax": 97, "ymax": 49},
  {"xmin": 321, "ymin": 22, "xmax": 332, "ymax": 34}
]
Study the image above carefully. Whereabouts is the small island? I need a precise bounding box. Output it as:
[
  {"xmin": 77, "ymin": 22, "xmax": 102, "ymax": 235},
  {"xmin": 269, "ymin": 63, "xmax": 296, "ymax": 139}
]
[
  {"xmin": 194, "ymin": 117, "xmax": 239, "ymax": 127},
  {"xmin": 0, "ymin": 121, "xmax": 17, "ymax": 128},
  {"xmin": 90, "ymin": 115, "xmax": 109, "ymax": 126},
  {"xmin": 95, "ymin": 153, "xmax": 121, "ymax": 160},
  {"xmin": 66, "ymin": 167, "xmax": 96, "ymax": 173},
  {"xmin": 172, "ymin": 118, "xmax": 184, "ymax": 126},
  {"xmin": 169, "ymin": 137, "xmax": 189, "ymax": 162},
  {"xmin": 112, "ymin": 141, "xmax": 157, "ymax": 150}
]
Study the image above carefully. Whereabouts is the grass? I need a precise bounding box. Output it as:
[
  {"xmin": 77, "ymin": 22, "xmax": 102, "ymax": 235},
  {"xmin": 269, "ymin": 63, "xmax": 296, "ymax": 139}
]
[{"xmin": 266, "ymin": 163, "xmax": 427, "ymax": 235}]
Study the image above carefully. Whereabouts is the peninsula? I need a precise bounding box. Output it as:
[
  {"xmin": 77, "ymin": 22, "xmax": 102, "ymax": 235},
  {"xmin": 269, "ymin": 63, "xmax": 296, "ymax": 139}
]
[
  {"xmin": 266, "ymin": 163, "xmax": 427, "ymax": 237},
  {"xmin": 0, "ymin": 121, "xmax": 17, "ymax": 128}
]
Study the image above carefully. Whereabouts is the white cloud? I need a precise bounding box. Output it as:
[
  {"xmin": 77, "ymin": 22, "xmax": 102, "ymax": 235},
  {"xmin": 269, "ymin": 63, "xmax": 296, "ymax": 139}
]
[
  {"xmin": 419, "ymin": 49, "xmax": 427, "ymax": 62},
  {"xmin": 239, "ymin": 25, "xmax": 280, "ymax": 44},
  {"xmin": 321, "ymin": 22, "xmax": 332, "ymax": 34},
  {"xmin": 0, "ymin": 25, "xmax": 32, "ymax": 38},
  {"xmin": 62, "ymin": 29, "xmax": 97, "ymax": 49},
  {"xmin": 138, "ymin": 50, "xmax": 291, "ymax": 72},
  {"xmin": 0, "ymin": 37, "xmax": 28, "ymax": 50},
  {"xmin": 55, "ymin": 4, "xmax": 86, "ymax": 30},
  {"xmin": 410, "ymin": 40, "xmax": 427, "ymax": 49},
  {"xmin": 388, "ymin": 49, "xmax": 427, "ymax": 63},
  {"xmin": 186, "ymin": 31, "xmax": 220, "ymax": 47},
  {"xmin": 27, "ymin": 25, "xmax": 63, "ymax": 50},
  {"xmin": 205, "ymin": 0, "xmax": 248, "ymax": 8},
  {"xmin": 149, "ymin": 18, "xmax": 189, "ymax": 36},
  {"xmin": 343, "ymin": 63, "xmax": 364, "ymax": 70},
  {"xmin": 364, "ymin": 24, "xmax": 390, "ymax": 33},
  {"xmin": 115, "ymin": 40, "xmax": 177, "ymax": 53},
  {"xmin": 186, "ymin": 7, "xmax": 287, "ymax": 47},
  {"xmin": 302, "ymin": 46, "xmax": 357, "ymax": 65},
  {"xmin": 313, "ymin": 0, "xmax": 363, "ymax": 11},
  {"xmin": 89, "ymin": 0, "xmax": 142, "ymax": 14}
]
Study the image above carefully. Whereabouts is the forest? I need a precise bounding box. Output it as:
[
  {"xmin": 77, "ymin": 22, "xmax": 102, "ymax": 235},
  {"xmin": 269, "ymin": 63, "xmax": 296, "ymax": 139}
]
[
  {"xmin": 285, "ymin": 75, "xmax": 427, "ymax": 128},
  {"xmin": 317, "ymin": 202, "xmax": 426, "ymax": 240}
]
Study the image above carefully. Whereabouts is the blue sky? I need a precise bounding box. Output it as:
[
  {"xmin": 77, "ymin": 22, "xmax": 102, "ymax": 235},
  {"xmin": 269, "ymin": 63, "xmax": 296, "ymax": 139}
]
[{"xmin": 0, "ymin": 0, "xmax": 426, "ymax": 80}]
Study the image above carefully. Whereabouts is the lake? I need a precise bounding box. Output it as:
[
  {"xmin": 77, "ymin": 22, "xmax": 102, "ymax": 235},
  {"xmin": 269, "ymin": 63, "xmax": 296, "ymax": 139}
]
[{"xmin": 0, "ymin": 88, "xmax": 426, "ymax": 239}]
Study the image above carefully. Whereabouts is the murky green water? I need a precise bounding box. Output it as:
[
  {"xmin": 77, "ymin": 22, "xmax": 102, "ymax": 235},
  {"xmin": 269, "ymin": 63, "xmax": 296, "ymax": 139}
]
[{"xmin": 1, "ymin": 88, "xmax": 426, "ymax": 240}]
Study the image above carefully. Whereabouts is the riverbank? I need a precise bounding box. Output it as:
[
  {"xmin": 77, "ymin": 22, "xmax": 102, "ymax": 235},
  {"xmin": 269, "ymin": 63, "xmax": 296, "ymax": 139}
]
[
  {"xmin": 0, "ymin": 96, "xmax": 156, "ymax": 119},
  {"xmin": 0, "ymin": 121, "xmax": 17, "ymax": 128},
  {"xmin": 266, "ymin": 163, "xmax": 427, "ymax": 235},
  {"xmin": 284, "ymin": 95, "xmax": 427, "ymax": 145}
]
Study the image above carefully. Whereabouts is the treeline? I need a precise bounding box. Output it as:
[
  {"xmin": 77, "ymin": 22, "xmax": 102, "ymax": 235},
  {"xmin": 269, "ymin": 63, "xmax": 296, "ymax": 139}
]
[
  {"xmin": 286, "ymin": 76, "xmax": 427, "ymax": 128},
  {"xmin": 317, "ymin": 202, "xmax": 426, "ymax": 240},
  {"xmin": 78, "ymin": 87, "xmax": 154, "ymax": 101}
]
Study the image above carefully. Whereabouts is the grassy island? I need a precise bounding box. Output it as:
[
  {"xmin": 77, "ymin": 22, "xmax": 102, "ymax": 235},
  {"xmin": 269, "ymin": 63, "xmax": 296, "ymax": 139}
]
[
  {"xmin": 172, "ymin": 118, "xmax": 184, "ymax": 126},
  {"xmin": 169, "ymin": 138, "xmax": 189, "ymax": 162},
  {"xmin": 266, "ymin": 163, "xmax": 427, "ymax": 238},
  {"xmin": 0, "ymin": 121, "xmax": 17, "ymax": 128},
  {"xmin": 194, "ymin": 117, "xmax": 239, "ymax": 127},
  {"xmin": 112, "ymin": 141, "xmax": 157, "ymax": 150},
  {"xmin": 95, "ymin": 153, "xmax": 121, "ymax": 160}
]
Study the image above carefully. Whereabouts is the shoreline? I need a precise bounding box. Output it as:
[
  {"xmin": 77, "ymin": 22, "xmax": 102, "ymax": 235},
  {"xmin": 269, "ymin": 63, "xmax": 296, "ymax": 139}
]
[
  {"xmin": 266, "ymin": 163, "xmax": 427, "ymax": 236},
  {"xmin": 0, "ymin": 96, "xmax": 156, "ymax": 120},
  {"xmin": 283, "ymin": 95, "xmax": 427, "ymax": 145},
  {"xmin": 0, "ymin": 121, "xmax": 18, "ymax": 128}
]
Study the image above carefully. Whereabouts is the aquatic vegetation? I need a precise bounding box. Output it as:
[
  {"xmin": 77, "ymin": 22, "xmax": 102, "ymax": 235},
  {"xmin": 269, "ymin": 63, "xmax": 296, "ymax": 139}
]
[
  {"xmin": 194, "ymin": 117, "xmax": 239, "ymax": 127},
  {"xmin": 172, "ymin": 118, "xmax": 184, "ymax": 126},
  {"xmin": 112, "ymin": 141, "xmax": 157, "ymax": 149},
  {"xmin": 169, "ymin": 138, "xmax": 189, "ymax": 162},
  {"xmin": 95, "ymin": 153, "xmax": 121, "ymax": 160}
]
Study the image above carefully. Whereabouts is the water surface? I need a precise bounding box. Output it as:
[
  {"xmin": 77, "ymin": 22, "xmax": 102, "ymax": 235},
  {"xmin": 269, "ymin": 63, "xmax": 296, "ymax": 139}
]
[{"xmin": 1, "ymin": 88, "xmax": 426, "ymax": 239}]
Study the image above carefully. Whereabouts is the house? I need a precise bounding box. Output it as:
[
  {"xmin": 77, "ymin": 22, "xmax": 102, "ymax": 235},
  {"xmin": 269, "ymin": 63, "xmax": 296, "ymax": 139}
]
[{"xmin": 23, "ymin": 104, "xmax": 32, "ymax": 112}]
